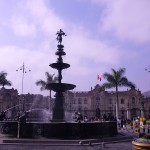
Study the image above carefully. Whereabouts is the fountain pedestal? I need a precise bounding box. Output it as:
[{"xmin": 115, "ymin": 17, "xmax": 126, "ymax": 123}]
[{"xmin": 47, "ymin": 29, "xmax": 76, "ymax": 122}]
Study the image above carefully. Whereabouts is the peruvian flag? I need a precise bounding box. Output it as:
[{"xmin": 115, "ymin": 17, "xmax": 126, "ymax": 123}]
[{"xmin": 97, "ymin": 75, "xmax": 102, "ymax": 81}]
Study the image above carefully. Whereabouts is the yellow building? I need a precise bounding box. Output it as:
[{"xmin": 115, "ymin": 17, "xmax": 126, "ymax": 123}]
[{"xmin": 64, "ymin": 84, "xmax": 142, "ymax": 120}]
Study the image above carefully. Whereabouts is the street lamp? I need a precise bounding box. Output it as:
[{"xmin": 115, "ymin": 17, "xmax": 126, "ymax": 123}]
[
  {"xmin": 145, "ymin": 66, "xmax": 150, "ymax": 72},
  {"xmin": 16, "ymin": 62, "xmax": 31, "ymax": 112}
]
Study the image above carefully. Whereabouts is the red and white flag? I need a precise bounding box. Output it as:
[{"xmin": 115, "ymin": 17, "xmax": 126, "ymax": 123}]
[{"xmin": 97, "ymin": 75, "xmax": 102, "ymax": 81}]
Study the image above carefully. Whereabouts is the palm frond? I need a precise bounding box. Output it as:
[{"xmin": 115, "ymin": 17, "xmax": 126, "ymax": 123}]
[
  {"xmin": 101, "ymin": 83, "xmax": 115, "ymax": 90},
  {"xmin": 36, "ymin": 72, "xmax": 58, "ymax": 91},
  {"xmin": 0, "ymin": 71, "xmax": 12, "ymax": 87},
  {"xmin": 35, "ymin": 80, "xmax": 46, "ymax": 91}
]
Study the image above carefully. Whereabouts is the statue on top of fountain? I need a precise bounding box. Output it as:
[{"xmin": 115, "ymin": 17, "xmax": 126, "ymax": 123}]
[{"xmin": 56, "ymin": 29, "xmax": 66, "ymax": 45}]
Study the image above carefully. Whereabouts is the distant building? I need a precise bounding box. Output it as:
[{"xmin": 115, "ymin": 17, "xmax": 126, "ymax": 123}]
[
  {"xmin": 0, "ymin": 85, "xmax": 148, "ymax": 120},
  {"xmin": 0, "ymin": 87, "xmax": 19, "ymax": 118},
  {"xmin": 20, "ymin": 93, "xmax": 49, "ymax": 111},
  {"xmin": 63, "ymin": 84, "xmax": 143, "ymax": 120},
  {"xmin": 141, "ymin": 97, "xmax": 150, "ymax": 119}
]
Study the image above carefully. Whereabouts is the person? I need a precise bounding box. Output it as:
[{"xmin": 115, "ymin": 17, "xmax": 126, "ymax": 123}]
[
  {"xmin": 121, "ymin": 119, "xmax": 124, "ymax": 129},
  {"xmin": 84, "ymin": 116, "xmax": 88, "ymax": 122},
  {"xmin": 147, "ymin": 124, "xmax": 150, "ymax": 133},
  {"xmin": 117, "ymin": 118, "xmax": 121, "ymax": 129},
  {"xmin": 103, "ymin": 114, "xmax": 107, "ymax": 121},
  {"xmin": 130, "ymin": 121, "xmax": 133, "ymax": 129}
]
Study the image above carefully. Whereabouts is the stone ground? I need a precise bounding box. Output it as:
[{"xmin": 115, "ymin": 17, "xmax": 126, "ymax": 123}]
[{"xmin": 0, "ymin": 125, "xmax": 138, "ymax": 150}]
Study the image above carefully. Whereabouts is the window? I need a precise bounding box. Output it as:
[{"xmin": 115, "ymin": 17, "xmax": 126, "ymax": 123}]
[
  {"xmin": 72, "ymin": 98, "xmax": 76, "ymax": 104},
  {"xmin": 84, "ymin": 107, "xmax": 87, "ymax": 110},
  {"xmin": 96, "ymin": 97, "xmax": 100, "ymax": 104},
  {"xmin": 109, "ymin": 99, "xmax": 112, "ymax": 104},
  {"xmin": 78, "ymin": 106, "xmax": 82, "ymax": 112},
  {"xmin": 72, "ymin": 107, "xmax": 76, "ymax": 111},
  {"xmin": 78, "ymin": 98, "xmax": 82, "ymax": 104},
  {"xmin": 84, "ymin": 98, "xmax": 88, "ymax": 104},
  {"xmin": 121, "ymin": 98, "xmax": 124, "ymax": 104},
  {"xmin": 132, "ymin": 97, "xmax": 136, "ymax": 104},
  {"xmin": 121, "ymin": 110, "xmax": 124, "ymax": 115},
  {"xmin": 84, "ymin": 107, "xmax": 88, "ymax": 115},
  {"xmin": 108, "ymin": 107, "xmax": 112, "ymax": 110}
]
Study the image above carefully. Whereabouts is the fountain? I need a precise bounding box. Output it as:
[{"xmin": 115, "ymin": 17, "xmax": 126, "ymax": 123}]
[
  {"xmin": 46, "ymin": 29, "xmax": 76, "ymax": 122},
  {"xmin": 0, "ymin": 29, "xmax": 117, "ymax": 140}
]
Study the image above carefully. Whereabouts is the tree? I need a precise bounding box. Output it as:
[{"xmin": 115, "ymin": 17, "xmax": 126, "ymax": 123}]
[
  {"xmin": 0, "ymin": 71, "xmax": 12, "ymax": 88},
  {"xmin": 102, "ymin": 68, "xmax": 136, "ymax": 119},
  {"xmin": 35, "ymin": 72, "xmax": 58, "ymax": 111}
]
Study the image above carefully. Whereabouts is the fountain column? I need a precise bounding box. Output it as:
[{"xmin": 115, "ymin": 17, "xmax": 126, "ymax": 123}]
[{"xmin": 47, "ymin": 29, "xmax": 76, "ymax": 122}]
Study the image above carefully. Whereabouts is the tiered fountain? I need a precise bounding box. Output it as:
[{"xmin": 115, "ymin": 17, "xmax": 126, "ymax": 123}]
[{"xmin": 46, "ymin": 29, "xmax": 76, "ymax": 122}]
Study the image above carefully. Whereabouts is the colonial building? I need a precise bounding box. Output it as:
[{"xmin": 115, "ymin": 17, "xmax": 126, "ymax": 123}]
[
  {"xmin": 0, "ymin": 87, "xmax": 19, "ymax": 118},
  {"xmin": 142, "ymin": 97, "xmax": 150, "ymax": 119},
  {"xmin": 0, "ymin": 85, "xmax": 148, "ymax": 120},
  {"xmin": 63, "ymin": 84, "xmax": 143, "ymax": 120},
  {"xmin": 20, "ymin": 93, "xmax": 49, "ymax": 111}
]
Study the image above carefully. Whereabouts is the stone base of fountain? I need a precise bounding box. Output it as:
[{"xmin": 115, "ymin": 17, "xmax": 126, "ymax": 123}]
[{"xmin": 0, "ymin": 121, "xmax": 117, "ymax": 139}]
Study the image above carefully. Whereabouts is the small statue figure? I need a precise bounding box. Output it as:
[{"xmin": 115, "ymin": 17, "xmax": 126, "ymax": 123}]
[{"xmin": 56, "ymin": 29, "xmax": 66, "ymax": 45}]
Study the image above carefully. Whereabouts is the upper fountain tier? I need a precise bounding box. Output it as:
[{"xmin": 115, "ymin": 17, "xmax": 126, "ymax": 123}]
[
  {"xmin": 48, "ymin": 29, "xmax": 76, "ymax": 91},
  {"xmin": 50, "ymin": 45, "xmax": 70, "ymax": 70}
]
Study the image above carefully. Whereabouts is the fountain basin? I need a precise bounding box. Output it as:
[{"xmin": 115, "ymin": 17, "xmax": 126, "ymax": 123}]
[
  {"xmin": 50, "ymin": 63, "xmax": 70, "ymax": 70},
  {"xmin": 0, "ymin": 121, "xmax": 117, "ymax": 139},
  {"xmin": 46, "ymin": 83, "xmax": 76, "ymax": 92}
]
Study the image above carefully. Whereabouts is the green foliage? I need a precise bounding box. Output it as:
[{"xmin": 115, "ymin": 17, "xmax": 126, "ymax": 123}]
[
  {"xmin": 101, "ymin": 68, "xmax": 136, "ymax": 119},
  {"xmin": 35, "ymin": 72, "xmax": 58, "ymax": 91},
  {"xmin": 102, "ymin": 68, "xmax": 136, "ymax": 90},
  {"xmin": 0, "ymin": 71, "xmax": 12, "ymax": 88}
]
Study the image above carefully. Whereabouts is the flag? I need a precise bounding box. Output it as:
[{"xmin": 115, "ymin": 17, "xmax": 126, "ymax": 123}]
[{"xmin": 97, "ymin": 75, "xmax": 102, "ymax": 81}]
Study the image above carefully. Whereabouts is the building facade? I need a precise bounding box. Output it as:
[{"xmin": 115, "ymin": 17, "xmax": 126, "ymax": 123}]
[
  {"xmin": 142, "ymin": 97, "xmax": 150, "ymax": 119},
  {"xmin": 0, "ymin": 85, "xmax": 148, "ymax": 120},
  {"xmin": 0, "ymin": 87, "xmax": 19, "ymax": 118},
  {"xmin": 64, "ymin": 84, "xmax": 143, "ymax": 120}
]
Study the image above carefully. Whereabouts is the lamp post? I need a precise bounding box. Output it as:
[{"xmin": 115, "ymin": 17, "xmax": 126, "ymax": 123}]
[
  {"xmin": 145, "ymin": 66, "xmax": 150, "ymax": 72},
  {"xmin": 16, "ymin": 62, "xmax": 31, "ymax": 112}
]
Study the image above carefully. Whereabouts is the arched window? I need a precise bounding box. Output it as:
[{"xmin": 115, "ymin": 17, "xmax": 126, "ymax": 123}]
[
  {"xmin": 121, "ymin": 98, "xmax": 124, "ymax": 104},
  {"xmin": 78, "ymin": 98, "xmax": 82, "ymax": 104},
  {"xmin": 109, "ymin": 99, "xmax": 112, "ymax": 104},
  {"xmin": 72, "ymin": 107, "xmax": 76, "ymax": 111},
  {"xmin": 132, "ymin": 97, "xmax": 136, "ymax": 104},
  {"xmin": 78, "ymin": 106, "xmax": 82, "ymax": 112},
  {"xmin": 84, "ymin": 98, "xmax": 88, "ymax": 104},
  {"xmin": 72, "ymin": 98, "xmax": 76, "ymax": 104},
  {"xmin": 84, "ymin": 107, "xmax": 88, "ymax": 115},
  {"xmin": 96, "ymin": 97, "xmax": 100, "ymax": 104}
]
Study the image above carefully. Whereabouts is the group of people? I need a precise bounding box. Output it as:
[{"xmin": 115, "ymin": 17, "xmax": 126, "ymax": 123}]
[
  {"xmin": 102, "ymin": 113, "xmax": 117, "ymax": 121},
  {"xmin": 73, "ymin": 112, "xmax": 117, "ymax": 123},
  {"xmin": 117, "ymin": 118, "xmax": 129, "ymax": 129},
  {"xmin": 117, "ymin": 117, "xmax": 150, "ymax": 135}
]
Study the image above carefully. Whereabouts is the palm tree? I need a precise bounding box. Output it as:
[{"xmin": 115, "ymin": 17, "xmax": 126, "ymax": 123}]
[
  {"xmin": 0, "ymin": 71, "xmax": 12, "ymax": 88},
  {"xmin": 36, "ymin": 72, "xmax": 58, "ymax": 111},
  {"xmin": 102, "ymin": 68, "xmax": 136, "ymax": 119}
]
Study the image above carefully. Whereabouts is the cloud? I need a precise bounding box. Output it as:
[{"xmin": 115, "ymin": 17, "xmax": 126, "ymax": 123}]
[
  {"xmin": 0, "ymin": 46, "xmax": 53, "ymax": 94},
  {"xmin": 25, "ymin": 0, "xmax": 65, "ymax": 36},
  {"xmin": 9, "ymin": 0, "xmax": 65, "ymax": 38},
  {"xmin": 59, "ymin": 28, "xmax": 125, "ymax": 76},
  {"xmin": 0, "ymin": 0, "xmax": 140, "ymax": 94},
  {"xmin": 11, "ymin": 15, "xmax": 37, "ymax": 37},
  {"xmin": 92, "ymin": 0, "xmax": 150, "ymax": 44}
]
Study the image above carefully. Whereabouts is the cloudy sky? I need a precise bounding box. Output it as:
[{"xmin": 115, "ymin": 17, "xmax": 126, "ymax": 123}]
[{"xmin": 0, "ymin": 0, "xmax": 150, "ymax": 96}]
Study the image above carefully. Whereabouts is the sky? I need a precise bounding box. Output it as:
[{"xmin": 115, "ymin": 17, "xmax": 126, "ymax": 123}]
[{"xmin": 0, "ymin": 0, "xmax": 150, "ymax": 96}]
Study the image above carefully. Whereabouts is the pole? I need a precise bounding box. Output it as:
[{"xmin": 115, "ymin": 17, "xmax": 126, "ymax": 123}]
[
  {"xmin": 16, "ymin": 62, "xmax": 31, "ymax": 112},
  {"xmin": 21, "ymin": 62, "xmax": 25, "ymax": 95}
]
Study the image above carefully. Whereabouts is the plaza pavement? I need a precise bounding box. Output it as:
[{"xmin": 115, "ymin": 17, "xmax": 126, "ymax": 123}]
[{"xmin": 0, "ymin": 125, "xmax": 138, "ymax": 150}]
